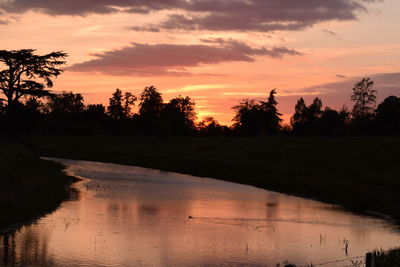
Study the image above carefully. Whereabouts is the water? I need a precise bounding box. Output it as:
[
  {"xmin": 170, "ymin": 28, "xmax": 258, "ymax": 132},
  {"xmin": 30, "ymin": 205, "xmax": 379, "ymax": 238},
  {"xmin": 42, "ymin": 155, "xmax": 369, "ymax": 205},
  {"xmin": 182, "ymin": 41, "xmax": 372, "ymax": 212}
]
[{"xmin": 1, "ymin": 158, "xmax": 400, "ymax": 267}]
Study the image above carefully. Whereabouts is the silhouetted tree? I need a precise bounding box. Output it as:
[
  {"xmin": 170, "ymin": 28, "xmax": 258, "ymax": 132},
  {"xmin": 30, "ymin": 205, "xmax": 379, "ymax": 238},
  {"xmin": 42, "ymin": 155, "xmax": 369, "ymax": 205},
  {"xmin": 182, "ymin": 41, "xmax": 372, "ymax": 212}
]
[
  {"xmin": 47, "ymin": 92, "xmax": 85, "ymax": 115},
  {"xmin": 319, "ymin": 108, "xmax": 344, "ymax": 136},
  {"xmin": 107, "ymin": 89, "xmax": 124, "ymax": 120},
  {"xmin": 197, "ymin": 117, "xmax": 228, "ymax": 136},
  {"xmin": 82, "ymin": 104, "xmax": 107, "ymax": 135},
  {"xmin": 291, "ymin": 97, "xmax": 323, "ymax": 135},
  {"xmin": 291, "ymin": 97, "xmax": 307, "ymax": 126},
  {"xmin": 0, "ymin": 49, "xmax": 67, "ymax": 119},
  {"xmin": 232, "ymin": 89, "xmax": 283, "ymax": 135},
  {"xmin": 123, "ymin": 92, "xmax": 137, "ymax": 118},
  {"xmin": 25, "ymin": 97, "xmax": 44, "ymax": 113},
  {"xmin": 44, "ymin": 92, "xmax": 85, "ymax": 134},
  {"xmin": 138, "ymin": 86, "xmax": 163, "ymax": 132},
  {"xmin": 375, "ymin": 96, "xmax": 400, "ymax": 135},
  {"xmin": 160, "ymin": 95, "xmax": 196, "ymax": 134},
  {"xmin": 351, "ymin": 78, "xmax": 377, "ymax": 120},
  {"xmin": 260, "ymin": 89, "xmax": 282, "ymax": 133},
  {"xmin": 232, "ymin": 98, "xmax": 263, "ymax": 134},
  {"xmin": 85, "ymin": 104, "xmax": 106, "ymax": 120},
  {"xmin": 339, "ymin": 105, "xmax": 351, "ymax": 125}
]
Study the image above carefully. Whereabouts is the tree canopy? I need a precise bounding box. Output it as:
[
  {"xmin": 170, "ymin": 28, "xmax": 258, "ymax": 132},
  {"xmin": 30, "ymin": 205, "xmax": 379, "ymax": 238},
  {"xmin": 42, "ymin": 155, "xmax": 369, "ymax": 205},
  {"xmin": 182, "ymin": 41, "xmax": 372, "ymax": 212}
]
[
  {"xmin": 351, "ymin": 78, "xmax": 377, "ymax": 120},
  {"xmin": 0, "ymin": 49, "xmax": 67, "ymax": 114},
  {"xmin": 232, "ymin": 89, "xmax": 282, "ymax": 135}
]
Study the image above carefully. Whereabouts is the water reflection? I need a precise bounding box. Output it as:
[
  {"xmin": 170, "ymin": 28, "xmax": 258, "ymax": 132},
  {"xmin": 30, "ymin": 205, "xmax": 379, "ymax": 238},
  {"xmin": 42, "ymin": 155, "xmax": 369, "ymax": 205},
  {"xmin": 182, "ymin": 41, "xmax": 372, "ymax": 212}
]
[{"xmin": 1, "ymin": 158, "xmax": 400, "ymax": 266}]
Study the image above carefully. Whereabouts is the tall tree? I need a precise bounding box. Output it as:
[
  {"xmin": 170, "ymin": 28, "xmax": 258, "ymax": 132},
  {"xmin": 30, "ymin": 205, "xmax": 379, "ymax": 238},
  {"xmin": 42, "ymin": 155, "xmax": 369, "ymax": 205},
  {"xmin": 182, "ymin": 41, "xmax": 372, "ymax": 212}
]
[
  {"xmin": 351, "ymin": 78, "xmax": 377, "ymax": 120},
  {"xmin": 160, "ymin": 95, "xmax": 196, "ymax": 134},
  {"xmin": 232, "ymin": 89, "xmax": 283, "ymax": 135},
  {"xmin": 139, "ymin": 86, "xmax": 163, "ymax": 116},
  {"xmin": 232, "ymin": 98, "xmax": 262, "ymax": 134},
  {"xmin": 375, "ymin": 96, "xmax": 400, "ymax": 134},
  {"xmin": 291, "ymin": 97, "xmax": 324, "ymax": 135},
  {"xmin": 0, "ymin": 49, "xmax": 67, "ymax": 116},
  {"xmin": 260, "ymin": 89, "xmax": 282, "ymax": 133},
  {"xmin": 123, "ymin": 91, "xmax": 137, "ymax": 118},
  {"xmin": 107, "ymin": 89, "xmax": 124, "ymax": 120},
  {"xmin": 291, "ymin": 97, "xmax": 307, "ymax": 126},
  {"xmin": 138, "ymin": 86, "xmax": 163, "ymax": 132},
  {"xmin": 107, "ymin": 89, "xmax": 136, "ymax": 120}
]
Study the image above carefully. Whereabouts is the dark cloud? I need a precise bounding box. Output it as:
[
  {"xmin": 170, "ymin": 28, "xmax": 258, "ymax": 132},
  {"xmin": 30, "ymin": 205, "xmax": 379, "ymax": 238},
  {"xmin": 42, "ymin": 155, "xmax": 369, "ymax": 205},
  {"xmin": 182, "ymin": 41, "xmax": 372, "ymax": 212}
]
[
  {"xmin": 69, "ymin": 41, "xmax": 302, "ymax": 76},
  {"xmin": 300, "ymin": 72, "xmax": 400, "ymax": 98},
  {"xmin": 273, "ymin": 72, "xmax": 400, "ymax": 115},
  {"xmin": 229, "ymin": 70, "xmax": 398, "ymax": 119},
  {"xmin": 323, "ymin": 29, "xmax": 338, "ymax": 36},
  {"xmin": 336, "ymin": 74, "xmax": 347, "ymax": 78},
  {"xmin": 0, "ymin": 0, "xmax": 381, "ymax": 32},
  {"xmin": 0, "ymin": 0, "xmax": 183, "ymax": 16}
]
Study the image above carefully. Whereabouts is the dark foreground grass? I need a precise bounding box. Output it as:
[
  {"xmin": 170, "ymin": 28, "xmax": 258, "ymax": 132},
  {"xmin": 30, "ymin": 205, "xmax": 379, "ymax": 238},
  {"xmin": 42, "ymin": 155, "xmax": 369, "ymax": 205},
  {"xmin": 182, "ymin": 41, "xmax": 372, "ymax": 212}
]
[
  {"xmin": 369, "ymin": 248, "xmax": 400, "ymax": 267},
  {"xmin": 0, "ymin": 138, "xmax": 78, "ymax": 232},
  {"xmin": 27, "ymin": 135, "xmax": 400, "ymax": 220}
]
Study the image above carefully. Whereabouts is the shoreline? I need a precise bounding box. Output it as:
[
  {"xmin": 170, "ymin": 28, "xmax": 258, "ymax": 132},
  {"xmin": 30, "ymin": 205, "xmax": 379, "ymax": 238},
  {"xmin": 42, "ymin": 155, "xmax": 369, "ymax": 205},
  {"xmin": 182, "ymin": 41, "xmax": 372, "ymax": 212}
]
[
  {"xmin": 26, "ymin": 135, "xmax": 400, "ymax": 223},
  {"xmin": 0, "ymin": 140, "xmax": 80, "ymax": 233}
]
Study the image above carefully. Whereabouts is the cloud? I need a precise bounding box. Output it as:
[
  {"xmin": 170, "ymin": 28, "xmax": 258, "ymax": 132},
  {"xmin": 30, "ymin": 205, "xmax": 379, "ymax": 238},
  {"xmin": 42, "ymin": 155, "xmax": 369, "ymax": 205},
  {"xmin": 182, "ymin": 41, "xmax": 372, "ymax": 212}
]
[
  {"xmin": 0, "ymin": 0, "xmax": 381, "ymax": 32},
  {"xmin": 68, "ymin": 41, "xmax": 302, "ymax": 76},
  {"xmin": 271, "ymin": 72, "xmax": 400, "ymax": 115},
  {"xmin": 296, "ymin": 72, "xmax": 400, "ymax": 103},
  {"xmin": 0, "ymin": 0, "xmax": 183, "ymax": 16},
  {"xmin": 323, "ymin": 29, "xmax": 338, "ymax": 36}
]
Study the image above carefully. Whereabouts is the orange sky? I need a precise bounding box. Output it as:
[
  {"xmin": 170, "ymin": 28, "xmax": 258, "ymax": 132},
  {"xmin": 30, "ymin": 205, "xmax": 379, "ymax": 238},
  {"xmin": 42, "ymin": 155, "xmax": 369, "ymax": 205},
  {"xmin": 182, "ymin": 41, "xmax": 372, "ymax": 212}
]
[{"xmin": 1, "ymin": 0, "xmax": 399, "ymax": 125}]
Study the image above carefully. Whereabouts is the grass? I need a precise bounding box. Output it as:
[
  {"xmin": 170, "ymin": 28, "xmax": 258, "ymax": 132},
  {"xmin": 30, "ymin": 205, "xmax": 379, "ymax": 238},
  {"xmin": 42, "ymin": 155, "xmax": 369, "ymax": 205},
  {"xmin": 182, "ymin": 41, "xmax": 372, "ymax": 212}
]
[
  {"xmin": 0, "ymin": 137, "xmax": 79, "ymax": 232},
  {"xmin": 369, "ymin": 248, "xmax": 400, "ymax": 267},
  {"xmin": 25, "ymin": 135, "xmax": 400, "ymax": 220}
]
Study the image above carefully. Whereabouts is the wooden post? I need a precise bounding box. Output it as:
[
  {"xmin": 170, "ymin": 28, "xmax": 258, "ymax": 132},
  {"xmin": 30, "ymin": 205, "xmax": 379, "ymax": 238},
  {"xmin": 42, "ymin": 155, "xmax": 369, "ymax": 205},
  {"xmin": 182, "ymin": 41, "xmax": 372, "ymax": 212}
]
[{"xmin": 366, "ymin": 252, "xmax": 373, "ymax": 267}]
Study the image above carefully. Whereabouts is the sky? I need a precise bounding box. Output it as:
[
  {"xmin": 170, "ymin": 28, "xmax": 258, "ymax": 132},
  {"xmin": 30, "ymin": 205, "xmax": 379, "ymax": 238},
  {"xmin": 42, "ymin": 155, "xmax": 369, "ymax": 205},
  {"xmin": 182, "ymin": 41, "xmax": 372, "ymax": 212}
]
[{"xmin": 0, "ymin": 0, "xmax": 399, "ymax": 125}]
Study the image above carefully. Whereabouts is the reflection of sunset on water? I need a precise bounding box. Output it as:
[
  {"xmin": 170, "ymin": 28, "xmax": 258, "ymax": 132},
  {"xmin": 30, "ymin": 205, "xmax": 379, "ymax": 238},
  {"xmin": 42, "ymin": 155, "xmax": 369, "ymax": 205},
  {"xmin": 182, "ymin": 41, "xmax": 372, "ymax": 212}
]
[{"xmin": 1, "ymin": 158, "xmax": 400, "ymax": 266}]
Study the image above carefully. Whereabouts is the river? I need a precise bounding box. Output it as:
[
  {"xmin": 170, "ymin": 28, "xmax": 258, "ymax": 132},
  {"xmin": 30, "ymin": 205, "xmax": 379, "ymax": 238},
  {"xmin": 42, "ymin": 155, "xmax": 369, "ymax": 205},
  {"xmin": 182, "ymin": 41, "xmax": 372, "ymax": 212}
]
[{"xmin": 1, "ymin": 158, "xmax": 399, "ymax": 266}]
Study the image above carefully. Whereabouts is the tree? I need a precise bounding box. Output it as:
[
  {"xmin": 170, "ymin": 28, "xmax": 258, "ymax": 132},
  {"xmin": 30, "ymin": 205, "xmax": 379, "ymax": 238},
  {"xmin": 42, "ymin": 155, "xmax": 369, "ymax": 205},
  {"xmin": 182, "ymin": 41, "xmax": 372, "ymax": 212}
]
[
  {"xmin": 167, "ymin": 95, "xmax": 196, "ymax": 126},
  {"xmin": 123, "ymin": 91, "xmax": 137, "ymax": 118},
  {"xmin": 107, "ymin": 89, "xmax": 124, "ymax": 120},
  {"xmin": 0, "ymin": 49, "xmax": 67, "ymax": 117},
  {"xmin": 351, "ymin": 78, "xmax": 377, "ymax": 120},
  {"xmin": 138, "ymin": 86, "xmax": 163, "ymax": 132},
  {"xmin": 260, "ymin": 89, "xmax": 282, "ymax": 133},
  {"xmin": 375, "ymin": 96, "xmax": 400, "ymax": 134},
  {"xmin": 47, "ymin": 92, "xmax": 85, "ymax": 115},
  {"xmin": 291, "ymin": 97, "xmax": 324, "ymax": 135},
  {"xmin": 160, "ymin": 95, "xmax": 197, "ymax": 134},
  {"xmin": 232, "ymin": 89, "xmax": 283, "ymax": 135},
  {"xmin": 107, "ymin": 89, "xmax": 137, "ymax": 120},
  {"xmin": 232, "ymin": 98, "xmax": 263, "ymax": 134},
  {"xmin": 319, "ymin": 108, "xmax": 344, "ymax": 136},
  {"xmin": 139, "ymin": 86, "xmax": 163, "ymax": 116},
  {"xmin": 291, "ymin": 97, "xmax": 307, "ymax": 126},
  {"xmin": 197, "ymin": 117, "xmax": 227, "ymax": 136}
]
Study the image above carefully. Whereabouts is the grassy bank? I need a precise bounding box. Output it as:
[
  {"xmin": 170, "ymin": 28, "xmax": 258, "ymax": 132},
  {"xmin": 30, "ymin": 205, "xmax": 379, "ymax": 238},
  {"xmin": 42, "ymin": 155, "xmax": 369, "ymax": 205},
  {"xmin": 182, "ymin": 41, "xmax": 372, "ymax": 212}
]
[
  {"xmin": 27, "ymin": 135, "xmax": 400, "ymax": 220},
  {"xmin": 0, "ymin": 139, "xmax": 78, "ymax": 232}
]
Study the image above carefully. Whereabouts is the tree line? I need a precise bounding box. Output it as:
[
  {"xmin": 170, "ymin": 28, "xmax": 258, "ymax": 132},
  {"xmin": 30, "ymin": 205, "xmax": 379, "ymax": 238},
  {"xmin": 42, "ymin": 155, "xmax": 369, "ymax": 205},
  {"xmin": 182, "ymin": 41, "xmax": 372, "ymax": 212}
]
[{"xmin": 1, "ymin": 49, "xmax": 399, "ymax": 136}]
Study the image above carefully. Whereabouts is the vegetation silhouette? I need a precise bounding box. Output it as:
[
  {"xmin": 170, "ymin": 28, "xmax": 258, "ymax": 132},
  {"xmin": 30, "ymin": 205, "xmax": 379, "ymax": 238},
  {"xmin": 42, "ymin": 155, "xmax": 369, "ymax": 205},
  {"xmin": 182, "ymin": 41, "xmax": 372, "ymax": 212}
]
[
  {"xmin": 0, "ymin": 49, "xmax": 399, "ymax": 137},
  {"xmin": 232, "ymin": 89, "xmax": 282, "ymax": 135},
  {"xmin": 0, "ymin": 49, "xmax": 67, "ymax": 134}
]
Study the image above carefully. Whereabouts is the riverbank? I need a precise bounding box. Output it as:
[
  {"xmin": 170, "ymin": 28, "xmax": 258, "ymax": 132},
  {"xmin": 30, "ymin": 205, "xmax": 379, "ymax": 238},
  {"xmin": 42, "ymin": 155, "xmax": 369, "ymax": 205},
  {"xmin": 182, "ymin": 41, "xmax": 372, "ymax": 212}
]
[
  {"xmin": 0, "ymin": 139, "xmax": 79, "ymax": 232},
  {"xmin": 27, "ymin": 135, "xmax": 400, "ymax": 220}
]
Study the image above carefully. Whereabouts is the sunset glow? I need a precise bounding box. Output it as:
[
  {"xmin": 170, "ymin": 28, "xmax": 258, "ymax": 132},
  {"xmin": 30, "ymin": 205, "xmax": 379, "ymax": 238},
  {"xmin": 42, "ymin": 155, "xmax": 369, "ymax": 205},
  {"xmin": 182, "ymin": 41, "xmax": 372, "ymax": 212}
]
[{"xmin": 1, "ymin": 0, "xmax": 399, "ymax": 124}]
